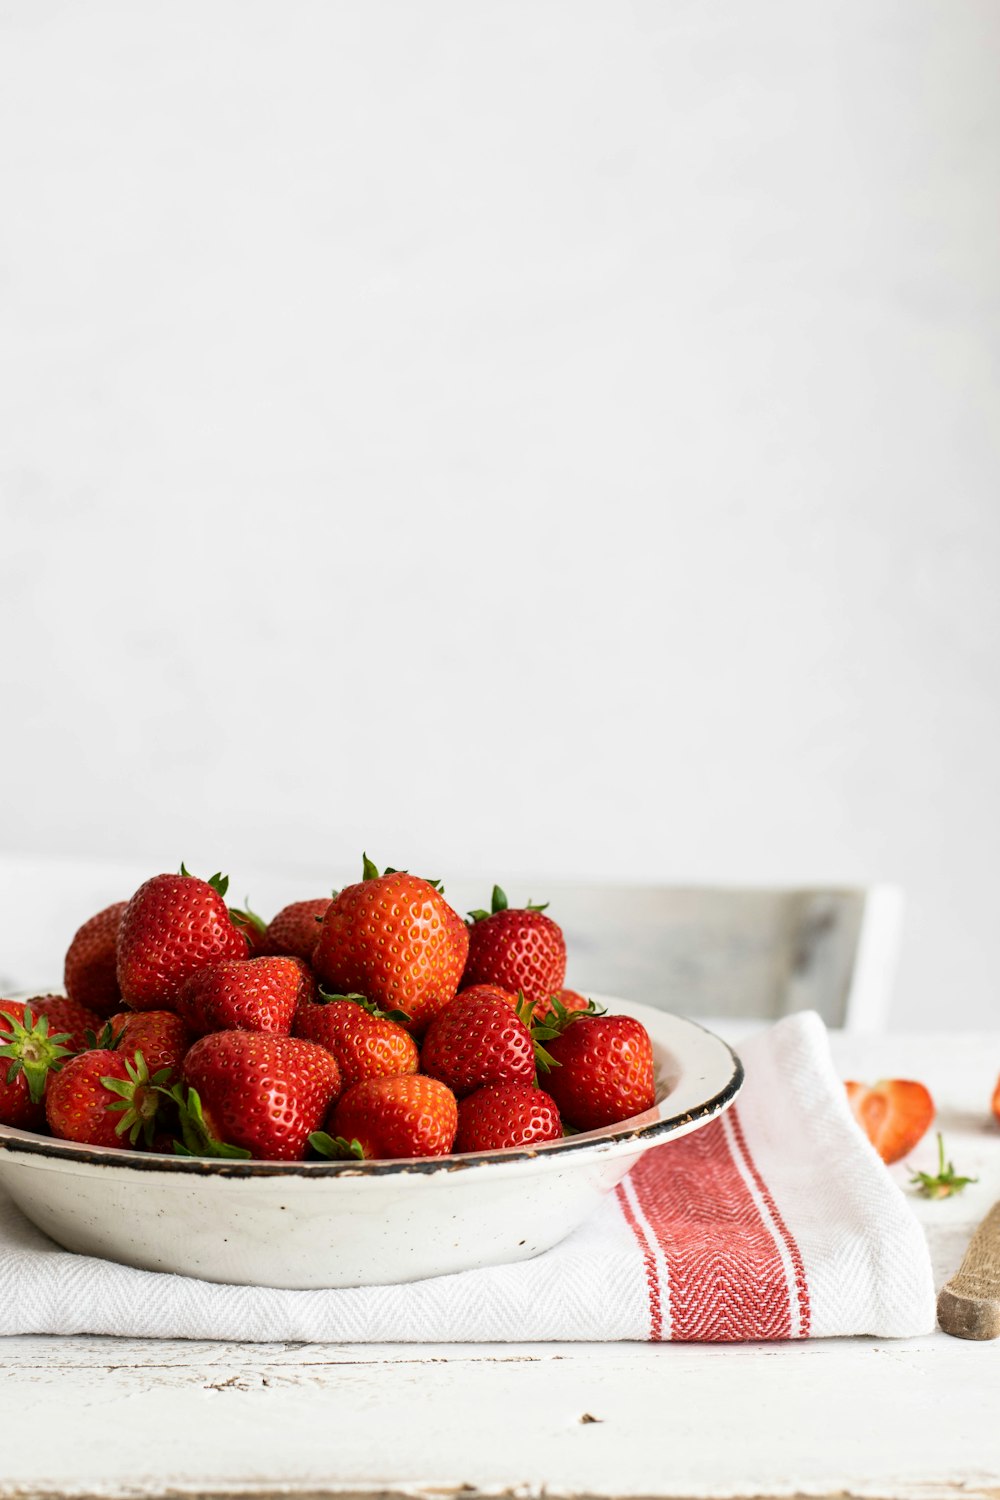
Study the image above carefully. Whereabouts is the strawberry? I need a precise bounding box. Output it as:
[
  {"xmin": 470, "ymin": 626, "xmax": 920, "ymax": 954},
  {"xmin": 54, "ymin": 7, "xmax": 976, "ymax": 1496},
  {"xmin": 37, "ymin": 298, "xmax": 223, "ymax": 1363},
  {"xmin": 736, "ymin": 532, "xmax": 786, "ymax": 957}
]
[
  {"xmin": 455, "ymin": 1079, "xmax": 562, "ymax": 1152},
  {"xmin": 544, "ymin": 1013, "xmax": 655, "ymax": 1130},
  {"xmin": 0, "ymin": 1000, "xmax": 76, "ymax": 1128},
  {"xmin": 64, "ymin": 901, "xmax": 127, "ymax": 1017},
  {"xmin": 993, "ymin": 1074, "xmax": 1000, "ymax": 1126},
  {"xmin": 313, "ymin": 1074, "xmax": 457, "ymax": 1160},
  {"xmin": 264, "ymin": 898, "xmax": 333, "ymax": 961},
  {"xmin": 106, "ymin": 1010, "xmax": 191, "ymax": 1079},
  {"xmin": 116, "ymin": 867, "xmax": 248, "ymax": 1011},
  {"xmin": 313, "ymin": 856, "xmax": 468, "ymax": 1034},
  {"xmin": 844, "ymin": 1079, "xmax": 935, "ymax": 1164},
  {"xmin": 421, "ymin": 990, "xmax": 537, "ymax": 1098},
  {"xmin": 176, "ymin": 956, "xmax": 313, "ymax": 1037},
  {"xmin": 176, "ymin": 1031, "xmax": 341, "ymax": 1160},
  {"xmin": 456, "ymin": 983, "xmax": 518, "ymax": 1007},
  {"xmin": 462, "ymin": 886, "xmax": 566, "ymax": 1004},
  {"xmin": 46, "ymin": 1048, "xmax": 167, "ymax": 1148},
  {"xmin": 293, "ymin": 992, "xmax": 418, "ymax": 1088}
]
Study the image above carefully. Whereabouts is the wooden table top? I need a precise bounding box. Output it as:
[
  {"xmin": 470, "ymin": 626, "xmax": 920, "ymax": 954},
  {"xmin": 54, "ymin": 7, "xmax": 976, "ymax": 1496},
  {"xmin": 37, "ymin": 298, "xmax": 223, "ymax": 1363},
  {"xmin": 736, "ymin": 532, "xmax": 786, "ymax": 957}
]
[{"xmin": 1, "ymin": 1026, "xmax": 998, "ymax": 1500}]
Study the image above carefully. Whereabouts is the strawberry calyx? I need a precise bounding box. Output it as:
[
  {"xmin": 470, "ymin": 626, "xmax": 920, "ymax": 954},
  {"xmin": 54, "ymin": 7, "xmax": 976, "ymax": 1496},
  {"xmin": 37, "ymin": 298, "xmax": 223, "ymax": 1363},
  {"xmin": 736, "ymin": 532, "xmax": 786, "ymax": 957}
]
[
  {"xmin": 361, "ymin": 853, "xmax": 445, "ymax": 893},
  {"xmin": 100, "ymin": 1050, "xmax": 172, "ymax": 1147},
  {"xmin": 309, "ymin": 1131, "xmax": 365, "ymax": 1161},
  {"xmin": 909, "ymin": 1132, "xmax": 978, "ymax": 1199},
  {"xmin": 229, "ymin": 900, "xmax": 268, "ymax": 938},
  {"xmin": 162, "ymin": 1083, "xmax": 252, "ymax": 1159},
  {"xmin": 316, "ymin": 987, "xmax": 412, "ymax": 1026},
  {"xmin": 0, "ymin": 1004, "xmax": 74, "ymax": 1104},
  {"xmin": 179, "ymin": 862, "xmax": 230, "ymax": 899},
  {"xmin": 84, "ymin": 1019, "xmax": 122, "ymax": 1051},
  {"xmin": 534, "ymin": 991, "xmax": 606, "ymax": 1034},
  {"xmin": 467, "ymin": 885, "xmax": 549, "ymax": 922},
  {"xmin": 513, "ymin": 991, "xmax": 562, "ymax": 1075}
]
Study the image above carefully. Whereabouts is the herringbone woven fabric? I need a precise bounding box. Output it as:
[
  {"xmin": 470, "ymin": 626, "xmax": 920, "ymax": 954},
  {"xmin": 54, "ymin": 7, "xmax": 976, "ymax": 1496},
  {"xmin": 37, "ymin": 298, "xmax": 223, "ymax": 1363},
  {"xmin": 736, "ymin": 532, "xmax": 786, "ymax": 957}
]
[{"xmin": 0, "ymin": 1012, "xmax": 935, "ymax": 1340}]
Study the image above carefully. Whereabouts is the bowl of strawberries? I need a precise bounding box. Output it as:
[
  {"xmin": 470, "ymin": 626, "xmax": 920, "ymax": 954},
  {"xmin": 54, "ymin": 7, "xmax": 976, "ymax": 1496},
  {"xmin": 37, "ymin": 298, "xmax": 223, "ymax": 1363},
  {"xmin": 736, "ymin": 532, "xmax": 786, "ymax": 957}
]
[{"xmin": 0, "ymin": 858, "xmax": 742, "ymax": 1289}]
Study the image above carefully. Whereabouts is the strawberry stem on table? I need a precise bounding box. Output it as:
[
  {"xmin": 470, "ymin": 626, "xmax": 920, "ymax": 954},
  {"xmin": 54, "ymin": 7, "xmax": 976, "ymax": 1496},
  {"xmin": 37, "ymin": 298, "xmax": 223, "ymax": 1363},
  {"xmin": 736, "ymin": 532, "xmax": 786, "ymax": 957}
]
[
  {"xmin": 0, "ymin": 1005, "xmax": 74, "ymax": 1104},
  {"xmin": 909, "ymin": 1132, "xmax": 978, "ymax": 1199}
]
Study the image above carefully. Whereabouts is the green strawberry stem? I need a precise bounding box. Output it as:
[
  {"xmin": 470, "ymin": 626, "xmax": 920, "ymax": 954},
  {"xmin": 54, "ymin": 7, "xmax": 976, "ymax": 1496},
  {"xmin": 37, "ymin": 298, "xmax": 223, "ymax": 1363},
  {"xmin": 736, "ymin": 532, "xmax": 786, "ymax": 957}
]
[
  {"xmin": 0, "ymin": 1005, "xmax": 74, "ymax": 1104},
  {"xmin": 163, "ymin": 1084, "xmax": 252, "ymax": 1159},
  {"xmin": 230, "ymin": 900, "xmax": 268, "ymax": 936},
  {"xmin": 909, "ymin": 1132, "xmax": 978, "ymax": 1199},
  {"xmin": 362, "ymin": 854, "xmax": 444, "ymax": 893},
  {"xmin": 180, "ymin": 862, "xmax": 230, "ymax": 899},
  {"xmin": 316, "ymin": 988, "xmax": 411, "ymax": 1025},
  {"xmin": 468, "ymin": 886, "xmax": 549, "ymax": 922},
  {"xmin": 309, "ymin": 1131, "xmax": 365, "ymax": 1160},
  {"xmin": 101, "ymin": 1050, "xmax": 172, "ymax": 1148}
]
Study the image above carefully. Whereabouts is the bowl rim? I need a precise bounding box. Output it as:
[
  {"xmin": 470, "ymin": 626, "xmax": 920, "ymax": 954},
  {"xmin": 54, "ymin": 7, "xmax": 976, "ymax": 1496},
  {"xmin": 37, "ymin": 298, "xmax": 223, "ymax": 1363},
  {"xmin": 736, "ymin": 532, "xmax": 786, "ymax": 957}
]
[{"xmin": 0, "ymin": 1006, "xmax": 743, "ymax": 1179}]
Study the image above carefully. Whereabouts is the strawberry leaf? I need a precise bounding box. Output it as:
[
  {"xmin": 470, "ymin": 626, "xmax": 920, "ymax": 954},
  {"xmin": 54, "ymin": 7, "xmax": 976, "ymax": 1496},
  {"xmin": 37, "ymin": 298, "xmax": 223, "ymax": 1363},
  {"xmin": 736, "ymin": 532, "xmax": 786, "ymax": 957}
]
[
  {"xmin": 316, "ymin": 988, "xmax": 411, "ymax": 1025},
  {"xmin": 230, "ymin": 901, "xmax": 268, "ymax": 935},
  {"xmin": 492, "ymin": 885, "xmax": 508, "ymax": 914},
  {"xmin": 309, "ymin": 1131, "xmax": 365, "ymax": 1161},
  {"xmin": 165, "ymin": 1084, "xmax": 252, "ymax": 1159},
  {"xmin": 362, "ymin": 853, "xmax": 381, "ymax": 881}
]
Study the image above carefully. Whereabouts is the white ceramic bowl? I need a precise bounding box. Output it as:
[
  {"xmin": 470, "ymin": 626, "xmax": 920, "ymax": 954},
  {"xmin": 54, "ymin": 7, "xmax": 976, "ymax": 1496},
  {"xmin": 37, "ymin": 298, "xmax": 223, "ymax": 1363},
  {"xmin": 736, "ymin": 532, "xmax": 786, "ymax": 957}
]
[{"xmin": 0, "ymin": 996, "xmax": 742, "ymax": 1289}]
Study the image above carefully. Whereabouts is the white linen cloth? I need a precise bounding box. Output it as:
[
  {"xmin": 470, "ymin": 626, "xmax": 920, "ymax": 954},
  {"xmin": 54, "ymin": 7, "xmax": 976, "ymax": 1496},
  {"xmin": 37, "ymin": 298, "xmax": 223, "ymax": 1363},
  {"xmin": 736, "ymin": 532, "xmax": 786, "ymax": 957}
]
[{"xmin": 0, "ymin": 1012, "xmax": 935, "ymax": 1341}]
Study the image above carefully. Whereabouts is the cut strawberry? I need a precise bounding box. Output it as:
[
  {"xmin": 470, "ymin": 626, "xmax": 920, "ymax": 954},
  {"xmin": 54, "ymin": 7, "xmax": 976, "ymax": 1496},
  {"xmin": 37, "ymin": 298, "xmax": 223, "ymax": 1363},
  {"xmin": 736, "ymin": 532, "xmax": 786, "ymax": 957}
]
[{"xmin": 844, "ymin": 1078, "xmax": 935, "ymax": 1164}]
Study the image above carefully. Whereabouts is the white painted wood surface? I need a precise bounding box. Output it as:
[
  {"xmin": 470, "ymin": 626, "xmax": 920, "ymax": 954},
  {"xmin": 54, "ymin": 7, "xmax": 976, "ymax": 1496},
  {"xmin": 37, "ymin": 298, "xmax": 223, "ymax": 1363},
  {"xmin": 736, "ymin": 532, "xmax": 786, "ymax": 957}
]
[{"xmin": 0, "ymin": 1026, "xmax": 998, "ymax": 1500}]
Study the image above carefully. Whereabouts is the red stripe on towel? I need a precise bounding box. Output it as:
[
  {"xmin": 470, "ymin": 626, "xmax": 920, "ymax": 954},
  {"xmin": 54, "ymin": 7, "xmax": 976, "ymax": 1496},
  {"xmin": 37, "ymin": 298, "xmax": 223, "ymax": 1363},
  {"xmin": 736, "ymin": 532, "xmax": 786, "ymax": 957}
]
[
  {"xmin": 616, "ymin": 1180, "xmax": 664, "ymax": 1340},
  {"xmin": 726, "ymin": 1107, "xmax": 811, "ymax": 1337},
  {"xmin": 628, "ymin": 1116, "xmax": 793, "ymax": 1341}
]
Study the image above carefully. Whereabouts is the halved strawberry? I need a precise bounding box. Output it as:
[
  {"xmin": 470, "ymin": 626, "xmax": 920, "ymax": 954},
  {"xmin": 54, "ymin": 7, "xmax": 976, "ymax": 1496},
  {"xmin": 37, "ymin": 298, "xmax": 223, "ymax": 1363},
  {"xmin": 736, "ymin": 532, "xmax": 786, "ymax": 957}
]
[
  {"xmin": 845, "ymin": 1079, "xmax": 935, "ymax": 1164},
  {"xmin": 312, "ymin": 1074, "xmax": 457, "ymax": 1160},
  {"xmin": 455, "ymin": 1079, "xmax": 562, "ymax": 1152},
  {"xmin": 64, "ymin": 901, "xmax": 127, "ymax": 1017}
]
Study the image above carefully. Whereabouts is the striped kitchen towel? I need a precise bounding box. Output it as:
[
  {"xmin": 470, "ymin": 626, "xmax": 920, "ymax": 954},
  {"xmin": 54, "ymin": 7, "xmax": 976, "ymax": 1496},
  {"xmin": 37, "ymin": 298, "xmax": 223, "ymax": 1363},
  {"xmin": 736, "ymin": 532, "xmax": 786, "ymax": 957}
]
[{"xmin": 0, "ymin": 1011, "xmax": 935, "ymax": 1340}]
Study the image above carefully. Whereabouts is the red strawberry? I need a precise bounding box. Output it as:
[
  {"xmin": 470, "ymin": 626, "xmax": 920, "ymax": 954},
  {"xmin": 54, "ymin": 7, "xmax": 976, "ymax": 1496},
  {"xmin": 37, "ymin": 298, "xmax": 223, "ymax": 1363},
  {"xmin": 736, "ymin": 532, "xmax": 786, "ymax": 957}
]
[
  {"xmin": 177, "ymin": 1031, "xmax": 341, "ymax": 1160},
  {"xmin": 455, "ymin": 1080, "xmax": 562, "ymax": 1152},
  {"xmin": 264, "ymin": 898, "xmax": 332, "ymax": 961},
  {"xmin": 545, "ymin": 1014, "xmax": 655, "ymax": 1130},
  {"xmin": 421, "ymin": 990, "xmax": 537, "ymax": 1098},
  {"xmin": 456, "ymin": 983, "xmax": 518, "ymax": 1007},
  {"xmin": 106, "ymin": 1010, "xmax": 191, "ymax": 1079},
  {"xmin": 314, "ymin": 1075, "xmax": 457, "ymax": 1160},
  {"xmin": 294, "ymin": 992, "xmax": 418, "ymax": 1088},
  {"xmin": 176, "ymin": 956, "xmax": 313, "ymax": 1037},
  {"xmin": 845, "ymin": 1079, "xmax": 935, "ymax": 1164},
  {"xmin": 993, "ymin": 1074, "xmax": 1000, "ymax": 1126},
  {"xmin": 313, "ymin": 857, "xmax": 468, "ymax": 1034},
  {"xmin": 64, "ymin": 901, "xmax": 127, "ymax": 1017},
  {"xmin": 462, "ymin": 886, "xmax": 566, "ymax": 1005},
  {"xmin": 116, "ymin": 867, "xmax": 248, "ymax": 1011},
  {"xmin": 46, "ymin": 1048, "xmax": 166, "ymax": 1148},
  {"xmin": 0, "ymin": 999, "xmax": 76, "ymax": 1128}
]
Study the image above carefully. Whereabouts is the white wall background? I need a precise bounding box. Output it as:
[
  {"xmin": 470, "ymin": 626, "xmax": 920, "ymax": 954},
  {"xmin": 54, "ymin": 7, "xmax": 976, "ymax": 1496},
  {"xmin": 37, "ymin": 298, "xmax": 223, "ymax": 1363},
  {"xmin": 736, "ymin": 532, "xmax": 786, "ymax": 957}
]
[{"xmin": 1, "ymin": 1, "xmax": 998, "ymax": 1028}]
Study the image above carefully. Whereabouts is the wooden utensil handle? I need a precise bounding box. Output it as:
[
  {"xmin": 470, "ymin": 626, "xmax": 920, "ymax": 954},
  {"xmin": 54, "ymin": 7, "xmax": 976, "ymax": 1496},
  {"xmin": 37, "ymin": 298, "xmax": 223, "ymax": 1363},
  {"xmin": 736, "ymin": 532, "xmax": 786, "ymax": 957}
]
[{"xmin": 938, "ymin": 1200, "xmax": 1000, "ymax": 1340}]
